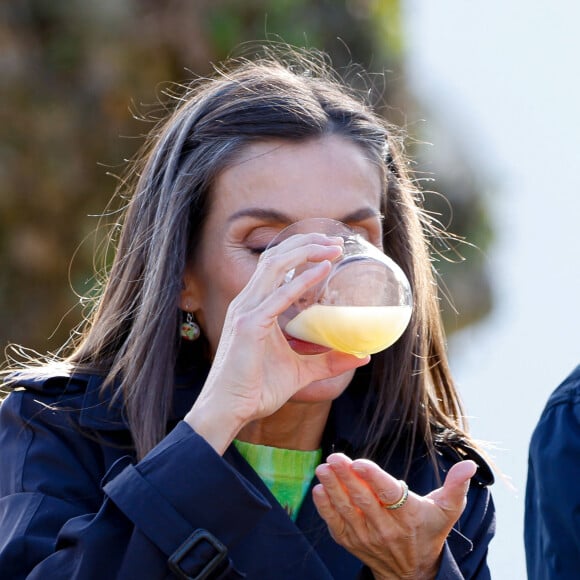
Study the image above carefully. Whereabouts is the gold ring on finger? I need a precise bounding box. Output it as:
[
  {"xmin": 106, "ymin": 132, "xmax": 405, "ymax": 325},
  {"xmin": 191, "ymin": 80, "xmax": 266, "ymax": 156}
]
[{"xmin": 381, "ymin": 480, "xmax": 409, "ymax": 510}]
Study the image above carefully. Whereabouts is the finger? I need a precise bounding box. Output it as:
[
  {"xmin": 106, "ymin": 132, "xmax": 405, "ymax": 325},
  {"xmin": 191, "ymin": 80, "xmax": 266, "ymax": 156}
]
[
  {"xmin": 325, "ymin": 454, "xmax": 381, "ymax": 514},
  {"xmin": 350, "ymin": 458, "xmax": 409, "ymax": 509},
  {"xmin": 235, "ymin": 235, "xmax": 343, "ymax": 330},
  {"xmin": 312, "ymin": 483, "xmax": 341, "ymax": 526},
  {"xmin": 314, "ymin": 463, "xmax": 358, "ymax": 517},
  {"xmin": 326, "ymin": 453, "xmax": 375, "ymax": 501},
  {"xmin": 263, "ymin": 232, "xmax": 344, "ymax": 257},
  {"xmin": 427, "ymin": 460, "xmax": 477, "ymax": 514},
  {"xmin": 257, "ymin": 258, "xmax": 333, "ymax": 317},
  {"xmin": 257, "ymin": 234, "xmax": 343, "ymax": 285},
  {"xmin": 299, "ymin": 350, "xmax": 371, "ymax": 383},
  {"xmin": 312, "ymin": 482, "xmax": 332, "ymax": 514},
  {"xmin": 228, "ymin": 258, "xmax": 334, "ymax": 328},
  {"xmin": 240, "ymin": 243, "xmax": 341, "ymax": 312},
  {"xmin": 312, "ymin": 481, "xmax": 347, "ymax": 535}
]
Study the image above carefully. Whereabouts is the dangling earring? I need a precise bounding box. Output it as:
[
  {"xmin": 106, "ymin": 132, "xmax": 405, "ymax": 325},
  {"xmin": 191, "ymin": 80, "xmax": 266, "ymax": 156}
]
[{"xmin": 180, "ymin": 311, "xmax": 200, "ymax": 341}]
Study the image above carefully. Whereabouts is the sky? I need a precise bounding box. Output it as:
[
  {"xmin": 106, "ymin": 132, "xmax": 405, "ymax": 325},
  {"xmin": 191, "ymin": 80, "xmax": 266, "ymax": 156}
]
[{"xmin": 403, "ymin": 1, "xmax": 580, "ymax": 577}]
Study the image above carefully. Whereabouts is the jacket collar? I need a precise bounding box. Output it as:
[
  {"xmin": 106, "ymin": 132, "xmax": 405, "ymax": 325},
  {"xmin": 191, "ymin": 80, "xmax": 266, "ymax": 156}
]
[
  {"xmin": 77, "ymin": 374, "xmax": 125, "ymax": 429},
  {"xmin": 69, "ymin": 363, "xmax": 371, "ymax": 446},
  {"xmin": 76, "ymin": 367, "xmax": 210, "ymax": 431},
  {"xmin": 10, "ymin": 367, "xmax": 207, "ymax": 432},
  {"xmin": 13, "ymin": 365, "xmax": 493, "ymax": 483},
  {"xmin": 225, "ymin": 442, "xmax": 362, "ymax": 578}
]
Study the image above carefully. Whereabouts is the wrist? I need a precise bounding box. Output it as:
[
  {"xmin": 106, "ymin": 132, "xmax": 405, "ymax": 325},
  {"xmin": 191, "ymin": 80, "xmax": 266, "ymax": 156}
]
[
  {"xmin": 184, "ymin": 394, "xmax": 248, "ymax": 456},
  {"xmin": 184, "ymin": 391, "xmax": 258, "ymax": 455},
  {"xmin": 370, "ymin": 550, "xmax": 440, "ymax": 580}
]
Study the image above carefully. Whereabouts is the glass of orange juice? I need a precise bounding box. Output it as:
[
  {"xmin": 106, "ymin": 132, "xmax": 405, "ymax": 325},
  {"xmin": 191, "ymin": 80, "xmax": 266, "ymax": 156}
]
[{"xmin": 268, "ymin": 218, "xmax": 413, "ymax": 357}]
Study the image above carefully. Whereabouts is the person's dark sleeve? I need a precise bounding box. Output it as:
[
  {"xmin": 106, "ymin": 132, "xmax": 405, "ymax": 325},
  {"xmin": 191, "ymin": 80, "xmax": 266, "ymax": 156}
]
[
  {"xmin": 525, "ymin": 394, "xmax": 580, "ymax": 579},
  {"xmin": 0, "ymin": 390, "xmax": 271, "ymax": 579}
]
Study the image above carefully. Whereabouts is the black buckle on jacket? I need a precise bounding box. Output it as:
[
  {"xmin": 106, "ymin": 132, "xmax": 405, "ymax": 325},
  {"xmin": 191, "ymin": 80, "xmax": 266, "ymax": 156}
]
[{"xmin": 168, "ymin": 529, "xmax": 228, "ymax": 580}]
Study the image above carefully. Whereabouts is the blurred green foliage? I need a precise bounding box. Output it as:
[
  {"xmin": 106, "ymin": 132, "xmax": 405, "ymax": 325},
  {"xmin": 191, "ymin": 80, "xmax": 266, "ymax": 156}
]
[{"xmin": 0, "ymin": 0, "xmax": 492, "ymax": 355}]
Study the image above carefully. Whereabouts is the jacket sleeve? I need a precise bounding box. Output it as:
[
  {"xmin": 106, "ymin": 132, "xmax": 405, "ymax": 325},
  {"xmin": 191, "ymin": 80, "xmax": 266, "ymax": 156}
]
[
  {"xmin": 524, "ymin": 394, "xmax": 580, "ymax": 579},
  {"xmin": 0, "ymin": 390, "xmax": 272, "ymax": 579}
]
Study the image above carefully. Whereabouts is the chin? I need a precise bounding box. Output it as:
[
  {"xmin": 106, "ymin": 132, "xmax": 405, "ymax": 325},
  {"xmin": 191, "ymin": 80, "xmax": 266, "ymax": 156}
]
[{"xmin": 288, "ymin": 370, "xmax": 355, "ymax": 404}]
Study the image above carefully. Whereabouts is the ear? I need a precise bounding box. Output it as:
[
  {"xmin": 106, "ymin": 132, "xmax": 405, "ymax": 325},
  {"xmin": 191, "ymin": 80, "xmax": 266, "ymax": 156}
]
[{"xmin": 179, "ymin": 268, "xmax": 202, "ymax": 312}]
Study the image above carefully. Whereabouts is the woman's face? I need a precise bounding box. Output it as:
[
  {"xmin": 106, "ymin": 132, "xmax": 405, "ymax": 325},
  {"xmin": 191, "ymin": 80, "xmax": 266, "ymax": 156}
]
[{"xmin": 182, "ymin": 134, "xmax": 383, "ymax": 401}]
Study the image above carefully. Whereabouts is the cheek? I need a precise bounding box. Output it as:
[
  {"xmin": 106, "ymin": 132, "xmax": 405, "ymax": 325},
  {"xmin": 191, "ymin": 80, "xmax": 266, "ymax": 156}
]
[
  {"xmin": 218, "ymin": 256, "xmax": 257, "ymax": 305},
  {"xmin": 199, "ymin": 259, "xmax": 256, "ymax": 347}
]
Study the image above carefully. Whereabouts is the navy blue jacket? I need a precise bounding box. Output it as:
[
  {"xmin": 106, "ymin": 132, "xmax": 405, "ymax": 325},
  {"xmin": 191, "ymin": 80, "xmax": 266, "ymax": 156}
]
[
  {"xmin": 525, "ymin": 364, "xmax": 580, "ymax": 579},
  {"xmin": 0, "ymin": 370, "xmax": 495, "ymax": 579}
]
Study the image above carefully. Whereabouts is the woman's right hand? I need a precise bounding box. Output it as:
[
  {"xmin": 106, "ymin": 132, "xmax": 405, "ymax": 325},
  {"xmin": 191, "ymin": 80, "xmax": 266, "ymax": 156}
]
[
  {"xmin": 313, "ymin": 455, "xmax": 477, "ymax": 579},
  {"xmin": 184, "ymin": 233, "xmax": 370, "ymax": 454}
]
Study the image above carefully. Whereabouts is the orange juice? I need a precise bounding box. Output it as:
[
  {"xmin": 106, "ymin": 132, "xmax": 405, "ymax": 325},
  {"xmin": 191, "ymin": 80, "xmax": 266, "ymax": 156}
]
[{"xmin": 285, "ymin": 304, "xmax": 412, "ymax": 357}]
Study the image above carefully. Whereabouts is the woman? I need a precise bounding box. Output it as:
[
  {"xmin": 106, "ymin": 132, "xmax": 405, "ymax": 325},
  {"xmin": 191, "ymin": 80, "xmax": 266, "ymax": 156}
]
[{"xmin": 0, "ymin": 48, "xmax": 494, "ymax": 579}]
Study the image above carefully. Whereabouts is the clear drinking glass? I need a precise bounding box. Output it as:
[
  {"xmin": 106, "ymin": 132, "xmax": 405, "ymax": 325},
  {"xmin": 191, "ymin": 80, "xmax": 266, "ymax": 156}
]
[{"xmin": 267, "ymin": 218, "xmax": 413, "ymax": 357}]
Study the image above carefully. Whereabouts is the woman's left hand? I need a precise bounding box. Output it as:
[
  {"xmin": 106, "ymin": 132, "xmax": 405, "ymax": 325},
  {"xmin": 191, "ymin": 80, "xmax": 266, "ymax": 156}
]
[{"xmin": 312, "ymin": 454, "xmax": 477, "ymax": 580}]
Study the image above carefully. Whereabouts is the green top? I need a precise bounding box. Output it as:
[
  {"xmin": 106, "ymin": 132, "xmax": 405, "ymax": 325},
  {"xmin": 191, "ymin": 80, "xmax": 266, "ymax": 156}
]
[{"xmin": 233, "ymin": 439, "xmax": 322, "ymax": 521}]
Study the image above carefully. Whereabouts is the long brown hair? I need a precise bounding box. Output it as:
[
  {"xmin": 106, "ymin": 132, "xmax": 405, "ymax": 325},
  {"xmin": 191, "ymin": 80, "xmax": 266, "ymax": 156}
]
[{"xmin": 6, "ymin": 47, "xmax": 472, "ymax": 464}]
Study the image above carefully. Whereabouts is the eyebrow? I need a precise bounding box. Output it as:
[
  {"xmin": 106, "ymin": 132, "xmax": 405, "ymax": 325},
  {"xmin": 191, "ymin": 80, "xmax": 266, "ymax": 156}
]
[
  {"xmin": 340, "ymin": 207, "xmax": 383, "ymax": 223},
  {"xmin": 227, "ymin": 206, "xmax": 382, "ymax": 224},
  {"xmin": 227, "ymin": 208, "xmax": 291, "ymax": 224}
]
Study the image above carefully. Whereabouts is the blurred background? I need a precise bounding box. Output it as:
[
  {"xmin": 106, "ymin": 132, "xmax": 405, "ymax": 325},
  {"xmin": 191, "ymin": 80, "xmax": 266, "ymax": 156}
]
[{"xmin": 1, "ymin": 1, "xmax": 579, "ymax": 577}]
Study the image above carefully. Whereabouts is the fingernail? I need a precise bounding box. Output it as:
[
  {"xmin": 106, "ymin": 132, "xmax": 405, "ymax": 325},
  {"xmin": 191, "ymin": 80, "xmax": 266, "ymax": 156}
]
[{"xmin": 316, "ymin": 464, "xmax": 331, "ymax": 479}]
